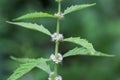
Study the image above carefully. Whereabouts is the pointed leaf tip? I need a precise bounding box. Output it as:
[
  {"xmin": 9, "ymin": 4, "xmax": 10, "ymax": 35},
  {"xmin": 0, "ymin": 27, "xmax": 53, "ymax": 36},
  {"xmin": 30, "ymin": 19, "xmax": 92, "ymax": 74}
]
[
  {"xmin": 13, "ymin": 12, "xmax": 56, "ymax": 21},
  {"xmin": 63, "ymin": 3, "xmax": 96, "ymax": 15},
  {"xmin": 7, "ymin": 61, "xmax": 40, "ymax": 80},
  {"xmin": 63, "ymin": 47, "xmax": 115, "ymax": 58},
  {"xmin": 7, "ymin": 58, "xmax": 51, "ymax": 80},
  {"xmin": 64, "ymin": 37, "xmax": 95, "ymax": 53},
  {"xmin": 10, "ymin": 56, "xmax": 16, "ymax": 60},
  {"xmin": 7, "ymin": 22, "xmax": 52, "ymax": 36}
]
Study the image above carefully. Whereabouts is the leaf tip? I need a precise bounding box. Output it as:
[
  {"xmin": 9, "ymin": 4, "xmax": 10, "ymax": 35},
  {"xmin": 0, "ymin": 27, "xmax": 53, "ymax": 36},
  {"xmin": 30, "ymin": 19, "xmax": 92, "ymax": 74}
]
[
  {"xmin": 12, "ymin": 18, "xmax": 19, "ymax": 21},
  {"xmin": 87, "ymin": 3, "xmax": 96, "ymax": 7},
  {"xmin": 6, "ymin": 21, "xmax": 10, "ymax": 23},
  {"xmin": 106, "ymin": 55, "xmax": 115, "ymax": 57},
  {"xmin": 6, "ymin": 21, "xmax": 14, "ymax": 24},
  {"xmin": 10, "ymin": 56, "xmax": 16, "ymax": 60},
  {"xmin": 92, "ymin": 3, "xmax": 96, "ymax": 6}
]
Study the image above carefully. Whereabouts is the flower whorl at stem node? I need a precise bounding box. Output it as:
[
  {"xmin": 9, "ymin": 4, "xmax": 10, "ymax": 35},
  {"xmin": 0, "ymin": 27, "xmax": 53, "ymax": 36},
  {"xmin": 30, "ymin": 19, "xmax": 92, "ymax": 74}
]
[
  {"xmin": 55, "ymin": 76, "xmax": 62, "ymax": 80},
  {"xmin": 54, "ymin": 13, "xmax": 64, "ymax": 19},
  {"xmin": 48, "ymin": 72, "xmax": 62, "ymax": 80},
  {"xmin": 51, "ymin": 33, "xmax": 63, "ymax": 42},
  {"xmin": 50, "ymin": 53, "xmax": 63, "ymax": 64}
]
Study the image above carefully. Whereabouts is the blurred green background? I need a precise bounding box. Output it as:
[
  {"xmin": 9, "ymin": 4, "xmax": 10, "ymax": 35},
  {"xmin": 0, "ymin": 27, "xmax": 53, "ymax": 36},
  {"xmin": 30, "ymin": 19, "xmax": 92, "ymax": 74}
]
[{"xmin": 0, "ymin": 0, "xmax": 120, "ymax": 80}]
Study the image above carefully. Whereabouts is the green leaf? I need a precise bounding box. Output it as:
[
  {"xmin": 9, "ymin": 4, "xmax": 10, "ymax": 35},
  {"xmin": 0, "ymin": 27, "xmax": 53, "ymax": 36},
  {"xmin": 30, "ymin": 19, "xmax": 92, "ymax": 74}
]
[
  {"xmin": 8, "ymin": 58, "xmax": 51, "ymax": 80},
  {"xmin": 63, "ymin": 3, "xmax": 96, "ymax": 15},
  {"xmin": 7, "ymin": 21, "xmax": 52, "ymax": 36},
  {"xmin": 63, "ymin": 37, "xmax": 95, "ymax": 54},
  {"xmin": 63, "ymin": 47, "xmax": 115, "ymax": 58},
  {"xmin": 10, "ymin": 56, "xmax": 37, "ymax": 63},
  {"xmin": 37, "ymin": 59, "xmax": 51, "ymax": 74},
  {"xmin": 13, "ymin": 12, "xmax": 56, "ymax": 20},
  {"xmin": 7, "ymin": 59, "xmax": 40, "ymax": 80},
  {"xmin": 10, "ymin": 56, "xmax": 51, "ymax": 74}
]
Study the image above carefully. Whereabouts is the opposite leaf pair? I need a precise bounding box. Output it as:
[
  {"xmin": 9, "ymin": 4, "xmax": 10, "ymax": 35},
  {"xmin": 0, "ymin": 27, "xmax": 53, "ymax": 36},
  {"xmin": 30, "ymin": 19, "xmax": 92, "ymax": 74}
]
[
  {"xmin": 13, "ymin": 3, "xmax": 96, "ymax": 20},
  {"xmin": 7, "ymin": 3, "xmax": 114, "ymax": 80},
  {"xmin": 7, "ymin": 21, "xmax": 114, "ymax": 57}
]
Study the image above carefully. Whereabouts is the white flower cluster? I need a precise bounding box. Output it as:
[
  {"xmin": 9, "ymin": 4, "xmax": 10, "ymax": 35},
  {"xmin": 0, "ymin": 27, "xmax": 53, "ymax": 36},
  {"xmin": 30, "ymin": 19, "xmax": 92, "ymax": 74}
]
[
  {"xmin": 50, "ymin": 53, "xmax": 63, "ymax": 64},
  {"xmin": 51, "ymin": 33, "xmax": 63, "ymax": 41},
  {"xmin": 55, "ymin": 76, "xmax": 62, "ymax": 80},
  {"xmin": 48, "ymin": 72, "xmax": 62, "ymax": 80},
  {"xmin": 54, "ymin": 13, "xmax": 64, "ymax": 19}
]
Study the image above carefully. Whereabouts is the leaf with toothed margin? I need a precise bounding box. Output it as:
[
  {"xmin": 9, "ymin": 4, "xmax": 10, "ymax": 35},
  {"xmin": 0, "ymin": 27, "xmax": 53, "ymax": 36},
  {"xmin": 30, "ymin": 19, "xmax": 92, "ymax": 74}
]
[
  {"xmin": 13, "ymin": 12, "xmax": 56, "ymax": 21},
  {"xmin": 7, "ymin": 58, "xmax": 51, "ymax": 80},
  {"xmin": 7, "ymin": 21, "xmax": 52, "ymax": 36},
  {"xmin": 63, "ymin": 47, "xmax": 115, "ymax": 58},
  {"xmin": 63, "ymin": 3, "xmax": 96, "ymax": 15},
  {"xmin": 64, "ymin": 37, "xmax": 95, "ymax": 54},
  {"xmin": 10, "ymin": 56, "xmax": 51, "ymax": 74}
]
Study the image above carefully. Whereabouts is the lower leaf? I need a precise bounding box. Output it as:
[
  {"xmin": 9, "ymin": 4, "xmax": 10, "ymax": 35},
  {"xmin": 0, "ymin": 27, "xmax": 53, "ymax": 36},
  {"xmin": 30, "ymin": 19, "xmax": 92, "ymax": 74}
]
[
  {"xmin": 7, "ymin": 61, "xmax": 40, "ymax": 80},
  {"xmin": 8, "ymin": 57, "xmax": 51, "ymax": 80}
]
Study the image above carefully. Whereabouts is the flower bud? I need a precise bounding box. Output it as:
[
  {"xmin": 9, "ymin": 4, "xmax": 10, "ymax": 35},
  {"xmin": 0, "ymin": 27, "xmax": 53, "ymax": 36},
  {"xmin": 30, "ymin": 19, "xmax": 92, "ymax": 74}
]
[
  {"xmin": 50, "ymin": 53, "xmax": 63, "ymax": 64},
  {"xmin": 51, "ymin": 33, "xmax": 63, "ymax": 42},
  {"xmin": 54, "ymin": 13, "xmax": 64, "ymax": 19},
  {"xmin": 48, "ymin": 72, "xmax": 62, "ymax": 80}
]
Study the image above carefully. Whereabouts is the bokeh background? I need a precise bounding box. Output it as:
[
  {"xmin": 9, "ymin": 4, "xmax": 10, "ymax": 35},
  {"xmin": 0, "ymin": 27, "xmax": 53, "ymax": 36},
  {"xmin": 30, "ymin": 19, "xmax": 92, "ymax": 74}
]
[{"xmin": 0, "ymin": 0, "xmax": 120, "ymax": 80}]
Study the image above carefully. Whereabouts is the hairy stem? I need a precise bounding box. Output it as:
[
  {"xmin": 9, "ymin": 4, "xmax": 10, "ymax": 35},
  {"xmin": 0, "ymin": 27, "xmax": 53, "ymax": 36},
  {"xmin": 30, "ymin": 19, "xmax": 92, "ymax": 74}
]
[
  {"xmin": 58, "ymin": 1, "xmax": 61, "ymax": 13},
  {"xmin": 54, "ymin": 0, "xmax": 61, "ymax": 76}
]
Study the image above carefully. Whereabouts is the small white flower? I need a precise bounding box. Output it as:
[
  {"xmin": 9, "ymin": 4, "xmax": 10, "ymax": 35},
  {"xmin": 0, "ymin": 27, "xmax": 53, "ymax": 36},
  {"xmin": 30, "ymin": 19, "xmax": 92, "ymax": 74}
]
[
  {"xmin": 48, "ymin": 72, "xmax": 62, "ymax": 80},
  {"xmin": 48, "ymin": 72, "xmax": 55, "ymax": 80},
  {"xmin": 49, "ymin": 72, "xmax": 55, "ymax": 76},
  {"xmin": 50, "ymin": 54, "xmax": 56, "ymax": 62},
  {"xmin": 54, "ymin": 13, "xmax": 64, "ymax": 19},
  {"xmin": 55, "ymin": 75, "xmax": 62, "ymax": 80},
  {"xmin": 51, "ymin": 33, "xmax": 63, "ymax": 41},
  {"xmin": 48, "ymin": 78, "xmax": 51, "ymax": 80},
  {"xmin": 50, "ymin": 53, "xmax": 63, "ymax": 64}
]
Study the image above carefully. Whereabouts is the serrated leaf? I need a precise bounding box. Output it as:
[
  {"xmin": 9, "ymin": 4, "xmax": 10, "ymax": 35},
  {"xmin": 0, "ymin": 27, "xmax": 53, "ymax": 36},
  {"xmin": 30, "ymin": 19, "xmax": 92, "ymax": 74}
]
[
  {"xmin": 37, "ymin": 59, "xmax": 51, "ymax": 74},
  {"xmin": 63, "ymin": 47, "xmax": 115, "ymax": 58},
  {"xmin": 7, "ymin": 21, "xmax": 51, "ymax": 36},
  {"xmin": 14, "ymin": 12, "xmax": 56, "ymax": 21},
  {"xmin": 63, "ymin": 3, "xmax": 96, "ymax": 15},
  {"xmin": 7, "ymin": 60, "xmax": 40, "ymax": 80},
  {"xmin": 64, "ymin": 37, "xmax": 95, "ymax": 54},
  {"xmin": 10, "ymin": 56, "xmax": 37, "ymax": 63},
  {"xmin": 10, "ymin": 56, "xmax": 51, "ymax": 74}
]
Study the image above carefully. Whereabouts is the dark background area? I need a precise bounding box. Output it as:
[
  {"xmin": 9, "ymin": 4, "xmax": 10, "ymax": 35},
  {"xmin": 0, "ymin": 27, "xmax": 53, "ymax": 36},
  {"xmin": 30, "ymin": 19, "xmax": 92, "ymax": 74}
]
[{"xmin": 0, "ymin": 0, "xmax": 120, "ymax": 80}]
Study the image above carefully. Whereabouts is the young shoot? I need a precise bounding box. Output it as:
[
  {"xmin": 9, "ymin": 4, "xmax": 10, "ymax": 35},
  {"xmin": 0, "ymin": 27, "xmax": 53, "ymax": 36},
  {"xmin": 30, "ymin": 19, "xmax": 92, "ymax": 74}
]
[{"xmin": 7, "ymin": 0, "xmax": 114, "ymax": 80}]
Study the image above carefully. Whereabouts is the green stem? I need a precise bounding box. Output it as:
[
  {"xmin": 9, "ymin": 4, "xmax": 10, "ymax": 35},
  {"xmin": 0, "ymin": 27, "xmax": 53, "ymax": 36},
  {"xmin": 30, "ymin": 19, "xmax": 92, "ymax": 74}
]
[
  {"xmin": 56, "ymin": 19, "xmax": 60, "ymax": 34},
  {"xmin": 54, "ymin": 41, "xmax": 59, "ymax": 75},
  {"xmin": 55, "ymin": 41, "xmax": 59, "ymax": 56},
  {"xmin": 54, "ymin": 0, "xmax": 61, "ymax": 76},
  {"xmin": 58, "ymin": 2, "xmax": 61, "ymax": 13}
]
